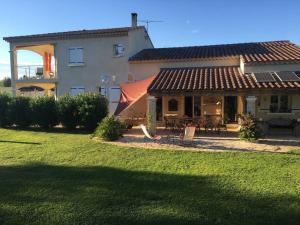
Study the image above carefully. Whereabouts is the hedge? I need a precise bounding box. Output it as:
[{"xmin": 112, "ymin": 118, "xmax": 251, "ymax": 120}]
[
  {"xmin": 77, "ymin": 93, "xmax": 108, "ymax": 130},
  {"xmin": 32, "ymin": 96, "xmax": 58, "ymax": 128},
  {"xmin": 8, "ymin": 96, "xmax": 32, "ymax": 128},
  {"xmin": 0, "ymin": 93, "xmax": 12, "ymax": 127},
  {"xmin": 0, "ymin": 93, "xmax": 108, "ymax": 130}
]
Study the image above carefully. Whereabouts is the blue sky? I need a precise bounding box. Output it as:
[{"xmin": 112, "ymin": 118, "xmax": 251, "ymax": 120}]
[{"xmin": 1, "ymin": 0, "xmax": 300, "ymax": 78}]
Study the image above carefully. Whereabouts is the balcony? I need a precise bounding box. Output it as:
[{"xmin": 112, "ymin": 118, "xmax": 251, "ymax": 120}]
[
  {"xmin": 12, "ymin": 44, "xmax": 57, "ymax": 83},
  {"xmin": 16, "ymin": 64, "xmax": 57, "ymax": 83}
]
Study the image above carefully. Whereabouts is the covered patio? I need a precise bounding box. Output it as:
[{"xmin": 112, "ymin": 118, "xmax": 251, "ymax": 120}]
[{"xmin": 145, "ymin": 66, "xmax": 300, "ymax": 135}]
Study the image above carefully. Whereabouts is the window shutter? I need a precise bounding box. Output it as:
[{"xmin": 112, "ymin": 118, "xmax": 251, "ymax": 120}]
[
  {"xmin": 109, "ymin": 87, "xmax": 120, "ymax": 103},
  {"xmin": 69, "ymin": 47, "xmax": 83, "ymax": 63},
  {"xmin": 71, "ymin": 87, "xmax": 85, "ymax": 96}
]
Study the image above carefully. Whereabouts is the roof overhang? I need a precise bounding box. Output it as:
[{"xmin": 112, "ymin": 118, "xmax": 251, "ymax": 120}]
[
  {"xmin": 147, "ymin": 67, "xmax": 300, "ymax": 95},
  {"xmin": 4, "ymin": 26, "xmax": 145, "ymax": 43}
]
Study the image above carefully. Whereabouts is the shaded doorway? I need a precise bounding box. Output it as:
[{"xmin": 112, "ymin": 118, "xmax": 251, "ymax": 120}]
[
  {"xmin": 156, "ymin": 97, "xmax": 162, "ymax": 121},
  {"xmin": 224, "ymin": 96, "xmax": 237, "ymax": 122},
  {"xmin": 185, "ymin": 96, "xmax": 193, "ymax": 117}
]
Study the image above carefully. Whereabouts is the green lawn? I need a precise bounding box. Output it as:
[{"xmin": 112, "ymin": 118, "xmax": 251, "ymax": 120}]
[{"xmin": 0, "ymin": 128, "xmax": 299, "ymax": 225}]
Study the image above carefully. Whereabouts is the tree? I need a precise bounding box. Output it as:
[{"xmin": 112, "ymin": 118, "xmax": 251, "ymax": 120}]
[{"xmin": 3, "ymin": 77, "xmax": 11, "ymax": 87}]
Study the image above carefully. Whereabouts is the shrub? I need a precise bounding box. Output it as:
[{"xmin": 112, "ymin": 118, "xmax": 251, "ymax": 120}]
[
  {"xmin": 58, "ymin": 94, "xmax": 80, "ymax": 130},
  {"xmin": 94, "ymin": 116, "xmax": 124, "ymax": 141},
  {"xmin": 8, "ymin": 96, "xmax": 32, "ymax": 128},
  {"xmin": 239, "ymin": 114, "xmax": 260, "ymax": 141},
  {"xmin": 0, "ymin": 93, "xmax": 12, "ymax": 127},
  {"xmin": 32, "ymin": 96, "xmax": 58, "ymax": 128},
  {"xmin": 3, "ymin": 77, "xmax": 11, "ymax": 87},
  {"xmin": 77, "ymin": 93, "xmax": 108, "ymax": 130}
]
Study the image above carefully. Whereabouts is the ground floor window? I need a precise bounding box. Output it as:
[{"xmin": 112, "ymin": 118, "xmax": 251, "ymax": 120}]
[
  {"xmin": 270, "ymin": 95, "xmax": 291, "ymax": 113},
  {"xmin": 71, "ymin": 86, "xmax": 85, "ymax": 96}
]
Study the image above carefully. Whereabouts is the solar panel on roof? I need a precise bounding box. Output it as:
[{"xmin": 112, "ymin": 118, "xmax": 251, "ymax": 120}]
[
  {"xmin": 253, "ymin": 72, "xmax": 276, "ymax": 82},
  {"xmin": 275, "ymin": 71, "xmax": 300, "ymax": 81}
]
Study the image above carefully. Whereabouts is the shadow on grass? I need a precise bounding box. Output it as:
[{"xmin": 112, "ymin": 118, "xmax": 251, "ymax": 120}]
[
  {"xmin": 0, "ymin": 164, "xmax": 298, "ymax": 225},
  {"xmin": 2, "ymin": 126, "xmax": 92, "ymax": 135},
  {"xmin": 0, "ymin": 140, "xmax": 41, "ymax": 145}
]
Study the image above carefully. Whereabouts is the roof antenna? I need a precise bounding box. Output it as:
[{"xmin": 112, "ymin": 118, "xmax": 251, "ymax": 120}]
[{"xmin": 138, "ymin": 19, "xmax": 163, "ymax": 33}]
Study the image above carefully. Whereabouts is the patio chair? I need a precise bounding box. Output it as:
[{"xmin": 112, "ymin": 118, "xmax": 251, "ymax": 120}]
[
  {"xmin": 36, "ymin": 67, "xmax": 44, "ymax": 78},
  {"xmin": 140, "ymin": 124, "xmax": 161, "ymax": 141},
  {"xmin": 180, "ymin": 126, "xmax": 196, "ymax": 145}
]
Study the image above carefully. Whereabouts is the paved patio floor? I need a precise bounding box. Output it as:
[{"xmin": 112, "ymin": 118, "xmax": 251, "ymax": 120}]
[{"xmin": 110, "ymin": 127, "xmax": 300, "ymax": 153}]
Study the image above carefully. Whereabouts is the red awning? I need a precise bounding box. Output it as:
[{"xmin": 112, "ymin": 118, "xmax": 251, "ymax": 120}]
[{"xmin": 114, "ymin": 76, "xmax": 155, "ymax": 115}]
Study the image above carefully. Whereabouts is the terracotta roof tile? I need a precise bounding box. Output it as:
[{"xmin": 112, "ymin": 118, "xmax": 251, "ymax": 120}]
[
  {"xmin": 130, "ymin": 41, "xmax": 300, "ymax": 64},
  {"xmin": 148, "ymin": 67, "xmax": 300, "ymax": 94}
]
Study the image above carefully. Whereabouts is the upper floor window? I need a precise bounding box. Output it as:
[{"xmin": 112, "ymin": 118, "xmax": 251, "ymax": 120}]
[
  {"xmin": 69, "ymin": 47, "xmax": 83, "ymax": 65},
  {"xmin": 270, "ymin": 95, "xmax": 291, "ymax": 113},
  {"xmin": 113, "ymin": 44, "xmax": 125, "ymax": 57},
  {"xmin": 168, "ymin": 99, "xmax": 178, "ymax": 112}
]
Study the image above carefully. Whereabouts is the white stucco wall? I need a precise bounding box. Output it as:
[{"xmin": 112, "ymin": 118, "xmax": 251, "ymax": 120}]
[{"xmin": 9, "ymin": 27, "xmax": 154, "ymax": 97}]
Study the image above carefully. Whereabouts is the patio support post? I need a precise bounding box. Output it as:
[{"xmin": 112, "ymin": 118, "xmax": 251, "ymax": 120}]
[
  {"xmin": 246, "ymin": 96, "xmax": 257, "ymax": 116},
  {"xmin": 9, "ymin": 45, "xmax": 17, "ymax": 96},
  {"xmin": 147, "ymin": 96, "xmax": 157, "ymax": 135}
]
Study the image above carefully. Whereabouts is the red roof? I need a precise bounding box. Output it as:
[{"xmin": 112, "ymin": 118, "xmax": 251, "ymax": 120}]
[
  {"xmin": 148, "ymin": 67, "xmax": 300, "ymax": 94},
  {"xmin": 130, "ymin": 41, "xmax": 300, "ymax": 64}
]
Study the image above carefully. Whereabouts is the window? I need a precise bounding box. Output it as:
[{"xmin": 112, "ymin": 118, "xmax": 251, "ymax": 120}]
[
  {"xmin": 269, "ymin": 95, "xmax": 291, "ymax": 113},
  {"xmin": 168, "ymin": 99, "xmax": 178, "ymax": 111},
  {"xmin": 70, "ymin": 86, "xmax": 85, "ymax": 96},
  {"xmin": 113, "ymin": 44, "xmax": 125, "ymax": 57},
  {"xmin": 69, "ymin": 47, "xmax": 83, "ymax": 64}
]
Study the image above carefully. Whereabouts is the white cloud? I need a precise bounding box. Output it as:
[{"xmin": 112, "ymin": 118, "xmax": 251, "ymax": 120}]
[{"xmin": 191, "ymin": 29, "xmax": 199, "ymax": 34}]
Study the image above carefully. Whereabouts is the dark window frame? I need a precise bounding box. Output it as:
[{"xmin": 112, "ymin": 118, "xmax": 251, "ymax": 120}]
[{"xmin": 269, "ymin": 95, "xmax": 291, "ymax": 113}]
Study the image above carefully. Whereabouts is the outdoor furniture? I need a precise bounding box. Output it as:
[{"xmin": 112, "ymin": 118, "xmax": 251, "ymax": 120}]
[
  {"xmin": 36, "ymin": 67, "xmax": 44, "ymax": 78},
  {"xmin": 140, "ymin": 124, "xmax": 161, "ymax": 141},
  {"xmin": 180, "ymin": 125, "xmax": 196, "ymax": 145}
]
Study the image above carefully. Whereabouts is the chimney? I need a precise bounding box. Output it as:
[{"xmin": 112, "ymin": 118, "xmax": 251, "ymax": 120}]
[{"xmin": 131, "ymin": 13, "xmax": 137, "ymax": 27}]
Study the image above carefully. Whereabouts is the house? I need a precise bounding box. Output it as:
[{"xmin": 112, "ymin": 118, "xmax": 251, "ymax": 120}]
[
  {"xmin": 117, "ymin": 41, "xmax": 300, "ymax": 134},
  {"xmin": 3, "ymin": 13, "xmax": 153, "ymax": 113},
  {"xmin": 4, "ymin": 13, "xmax": 300, "ymax": 134}
]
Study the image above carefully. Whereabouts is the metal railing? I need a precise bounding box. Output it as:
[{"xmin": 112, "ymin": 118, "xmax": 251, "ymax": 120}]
[{"xmin": 16, "ymin": 65, "xmax": 56, "ymax": 80}]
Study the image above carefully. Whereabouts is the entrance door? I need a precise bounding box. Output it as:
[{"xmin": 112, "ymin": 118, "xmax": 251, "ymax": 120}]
[
  {"xmin": 224, "ymin": 96, "xmax": 237, "ymax": 122},
  {"xmin": 185, "ymin": 96, "xmax": 193, "ymax": 117}
]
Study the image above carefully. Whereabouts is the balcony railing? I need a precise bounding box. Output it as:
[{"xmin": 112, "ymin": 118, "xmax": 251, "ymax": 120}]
[{"xmin": 16, "ymin": 65, "xmax": 56, "ymax": 80}]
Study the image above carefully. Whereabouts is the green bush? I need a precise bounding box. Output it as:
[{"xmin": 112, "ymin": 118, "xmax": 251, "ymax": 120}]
[
  {"xmin": 58, "ymin": 94, "xmax": 80, "ymax": 130},
  {"xmin": 77, "ymin": 93, "xmax": 108, "ymax": 130},
  {"xmin": 0, "ymin": 93, "xmax": 12, "ymax": 127},
  {"xmin": 8, "ymin": 96, "xmax": 32, "ymax": 128},
  {"xmin": 32, "ymin": 96, "xmax": 58, "ymax": 128},
  {"xmin": 239, "ymin": 114, "xmax": 260, "ymax": 141},
  {"xmin": 94, "ymin": 116, "xmax": 124, "ymax": 141},
  {"xmin": 3, "ymin": 77, "xmax": 11, "ymax": 87}
]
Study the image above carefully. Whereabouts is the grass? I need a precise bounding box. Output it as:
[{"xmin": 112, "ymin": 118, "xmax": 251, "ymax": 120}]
[{"xmin": 0, "ymin": 128, "xmax": 299, "ymax": 225}]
